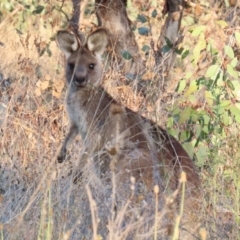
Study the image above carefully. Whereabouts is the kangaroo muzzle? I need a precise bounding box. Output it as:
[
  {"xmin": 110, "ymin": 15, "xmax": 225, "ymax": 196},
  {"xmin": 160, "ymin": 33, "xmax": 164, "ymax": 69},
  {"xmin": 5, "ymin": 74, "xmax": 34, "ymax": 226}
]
[{"xmin": 74, "ymin": 76, "xmax": 87, "ymax": 87}]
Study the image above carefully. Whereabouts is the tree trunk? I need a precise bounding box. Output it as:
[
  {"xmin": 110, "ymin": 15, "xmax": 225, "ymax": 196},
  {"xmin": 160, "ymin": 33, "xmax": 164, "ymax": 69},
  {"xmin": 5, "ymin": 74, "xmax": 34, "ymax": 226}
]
[
  {"xmin": 69, "ymin": 0, "xmax": 81, "ymax": 33},
  {"xmin": 157, "ymin": 0, "xmax": 185, "ymax": 74},
  {"xmin": 95, "ymin": 0, "xmax": 144, "ymax": 76}
]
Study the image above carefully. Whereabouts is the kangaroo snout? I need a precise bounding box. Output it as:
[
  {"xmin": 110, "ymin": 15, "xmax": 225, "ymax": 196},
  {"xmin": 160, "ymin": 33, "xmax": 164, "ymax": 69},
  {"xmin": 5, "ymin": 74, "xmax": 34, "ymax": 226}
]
[{"xmin": 74, "ymin": 76, "xmax": 87, "ymax": 87}]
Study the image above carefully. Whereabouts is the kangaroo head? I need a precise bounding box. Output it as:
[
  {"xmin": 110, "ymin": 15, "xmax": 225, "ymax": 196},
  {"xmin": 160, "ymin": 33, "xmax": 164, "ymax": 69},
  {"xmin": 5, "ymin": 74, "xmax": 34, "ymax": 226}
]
[{"xmin": 57, "ymin": 28, "xmax": 108, "ymax": 87}]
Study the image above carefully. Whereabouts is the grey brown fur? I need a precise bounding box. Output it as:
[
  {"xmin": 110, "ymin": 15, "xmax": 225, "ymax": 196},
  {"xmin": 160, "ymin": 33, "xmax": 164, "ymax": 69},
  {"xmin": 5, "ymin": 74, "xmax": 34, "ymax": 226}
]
[{"xmin": 56, "ymin": 28, "xmax": 202, "ymax": 239}]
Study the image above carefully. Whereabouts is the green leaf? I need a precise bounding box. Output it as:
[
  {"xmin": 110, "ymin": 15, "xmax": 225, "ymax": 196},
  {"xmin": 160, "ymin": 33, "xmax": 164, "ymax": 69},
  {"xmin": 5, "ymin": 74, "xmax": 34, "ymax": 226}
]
[
  {"xmin": 164, "ymin": 37, "xmax": 173, "ymax": 48},
  {"xmin": 196, "ymin": 145, "xmax": 208, "ymax": 167},
  {"xmin": 161, "ymin": 45, "xmax": 171, "ymax": 53},
  {"xmin": 176, "ymin": 79, "xmax": 186, "ymax": 93},
  {"xmin": 195, "ymin": 125, "xmax": 202, "ymax": 138},
  {"xmin": 188, "ymin": 95, "xmax": 197, "ymax": 103},
  {"xmin": 229, "ymin": 105, "xmax": 240, "ymax": 123},
  {"xmin": 231, "ymin": 57, "xmax": 238, "ymax": 68},
  {"xmin": 168, "ymin": 128, "xmax": 179, "ymax": 139},
  {"xmin": 191, "ymin": 111, "xmax": 198, "ymax": 122},
  {"xmin": 151, "ymin": 9, "xmax": 158, "ymax": 18},
  {"xmin": 179, "ymin": 107, "xmax": 192, "ymax": 124},
  {"xmin": 216, "ymin": 70, "xmax": 224, "ymax": 86},
  {"xmin": 171, "ymin": 106, "xmax": 181, "ymax": 115},
  {"xmin": 235, "ymin": 32, "xmax": 240, "ymax": 45},
  {"xmin": 138, "ymin": 27, "xmax": 150, "ymax": 35},
  {"xmin": 215, "ymin": 20, "xmax": 228, "ymax": 28},
  {"xmin": 220, "ymin": 100, "xmax": 231, "ymax": 108},
  {"xmin": 137, "ymin": 14, "xmax": 148, "ymax": 23},
  {"xmin": 32, "ymin": 5, "xmax": 44, "ymax": 14},
  {"xmin": 202, "ymin": 125, "xmax": 209, "ymax": 133},
  {"xmin": 185, "ymin": 72, "xmax": 192, "ymax": 79},
  {"xmin": 181, "ymin": 49, "xmax": 189, "ymax": 59},
  {"xmin": 235, "ymin": 115, "xmax": 240, "ymax": 124},
  {"xmin": 231, "ymin": 81, "xmax": 240, "ymax": 99},
  {"xmin": 221, "ymin": 111, "xmax": 230, "ymax": 126},
  {"xmin": 121, "ymin": 50, "xmax": 132, "ymax": 60},
  {"xmin": 175, "ymin": 47, "xmax": 184, "ymax": 55},
  {"xmin": 205, "ymin": 91, "xmax": 213, "ymax": 106},
  {"xmin": 182, "ymin": 142, "xmax": 194, "ymax": 159},
  {"xmin": 191, "ymin": 26, "xmax": 206, "ymax": 37},
  {"xmin": 205, "ymin": 64, "xmax": 220, "ymax": 79},
  {"xmin": 142, "ymin": 45, "xmax": 150, "ymax": 52},
  {"xmin": 215, "ymin": 105, "xmax": 225, "ymax": 115},
  {"xmin": 180, "ymin": 130, "xmax": 191, "ymax": 142},
  {"xmin": 5, "ymin": 2, "xmax": 13, "ymax": 10},
  {"xmin": 203, "ymin": 114, "xmax": 210, "ymax": 124},
  {"xmin": 193, "ymin": 38, "xmax": 206, "ymax": 63},
  {"xmin": 224, "ymin": 45, "xmax": 234, "ymax": 59},
  {"xmin": 229, "ymin": 105, "xmax": 240, "ymax": 116},
  {"xmin": 184, "ymin": 81, "xmax": 198, "ymax": 97},
  {"xmin": 167, "ymin": 117, "xmax": 173, "ymax": 128},
  {"xmin": 183, "ymin": 16, "xmax": 195, "ymax": 26},
  {"xmin": 227, "ymin": 64, "xmax": 238, "ymax": 78},
  {"xmin": 227, "ymin": 80, "xmax": 235, "ymax": 90}
]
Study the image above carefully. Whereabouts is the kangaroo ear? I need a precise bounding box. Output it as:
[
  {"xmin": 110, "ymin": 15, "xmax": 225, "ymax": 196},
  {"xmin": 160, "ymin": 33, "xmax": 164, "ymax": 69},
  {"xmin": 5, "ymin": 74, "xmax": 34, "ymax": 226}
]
[
  {"xmin": 87, "ymin": 28, "xmax": 108, "ymax": 57},
  {"xmin": 56, "ymin": 30, "xmax": 79, "ymax": 59}
]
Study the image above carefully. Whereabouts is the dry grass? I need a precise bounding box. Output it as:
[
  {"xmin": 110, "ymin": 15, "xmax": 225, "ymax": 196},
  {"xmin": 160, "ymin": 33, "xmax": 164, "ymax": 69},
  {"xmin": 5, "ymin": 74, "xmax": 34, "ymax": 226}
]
[{"xmin": 0, "ymin": 0, "xmax": 240, "ymax": 239}]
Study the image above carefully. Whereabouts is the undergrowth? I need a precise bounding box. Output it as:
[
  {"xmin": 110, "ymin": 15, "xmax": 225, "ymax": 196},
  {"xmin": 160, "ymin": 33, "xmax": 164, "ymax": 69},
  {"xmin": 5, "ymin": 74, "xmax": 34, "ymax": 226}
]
[{"xmin": 0, "ymin": 0, "xmax": 239, "ymax": 239}]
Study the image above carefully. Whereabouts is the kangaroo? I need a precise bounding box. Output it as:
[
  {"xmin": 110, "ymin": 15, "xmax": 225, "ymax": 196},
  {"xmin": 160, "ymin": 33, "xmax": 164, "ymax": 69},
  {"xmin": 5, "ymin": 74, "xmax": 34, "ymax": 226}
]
[{"xmin": 56, "ymin": 28, "xmax": 202, "ymax": 239}]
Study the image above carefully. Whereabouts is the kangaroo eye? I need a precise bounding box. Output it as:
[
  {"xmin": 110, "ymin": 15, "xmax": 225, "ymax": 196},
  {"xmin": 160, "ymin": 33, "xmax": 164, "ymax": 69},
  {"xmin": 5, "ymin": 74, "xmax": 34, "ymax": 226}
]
[
  {"xmin": 68, "ymin": 63, "xmax": 75, "ymax": 71},
  {"xmin": 89, "ymin": 63, "xmax": 95, "ymax": 70}
]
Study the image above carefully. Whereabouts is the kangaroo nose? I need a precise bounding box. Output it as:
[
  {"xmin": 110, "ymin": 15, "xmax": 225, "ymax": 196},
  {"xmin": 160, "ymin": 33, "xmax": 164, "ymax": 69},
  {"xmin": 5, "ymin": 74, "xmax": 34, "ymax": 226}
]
[{"xmin": 74, "ymin": 76, "xmax": 87, "ymax": 87}]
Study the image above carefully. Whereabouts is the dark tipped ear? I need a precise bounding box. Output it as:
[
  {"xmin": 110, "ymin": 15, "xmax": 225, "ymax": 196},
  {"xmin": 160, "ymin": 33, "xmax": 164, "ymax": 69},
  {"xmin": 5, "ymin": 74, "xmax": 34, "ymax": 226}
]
[
  {"xmin": 56, "ymin": 30, "xmax": 79, "ymax": 59},
  {"xmin": 87, "ymin": 28, "xmax": 108, "ymax": 57}
]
